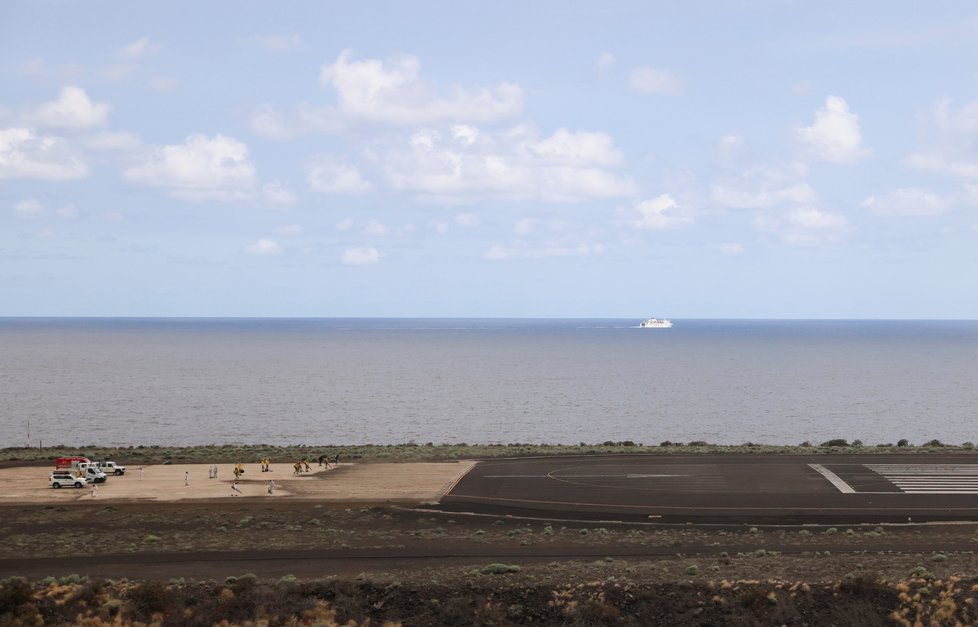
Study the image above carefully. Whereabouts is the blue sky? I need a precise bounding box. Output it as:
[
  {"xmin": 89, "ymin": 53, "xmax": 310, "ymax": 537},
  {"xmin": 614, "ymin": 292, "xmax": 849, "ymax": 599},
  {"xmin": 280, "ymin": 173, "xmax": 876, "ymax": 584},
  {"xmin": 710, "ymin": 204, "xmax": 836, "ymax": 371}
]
[{"xmin": 2, "ymin": 1, "xmax": 977, "ymax": 318}]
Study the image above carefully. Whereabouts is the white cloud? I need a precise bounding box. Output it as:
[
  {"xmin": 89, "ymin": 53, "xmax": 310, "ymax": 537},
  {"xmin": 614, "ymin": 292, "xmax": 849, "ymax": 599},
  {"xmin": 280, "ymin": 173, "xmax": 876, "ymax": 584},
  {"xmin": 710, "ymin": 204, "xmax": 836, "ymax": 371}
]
[
  {"xmin": 149, "ymin": 77, "xmax": 178, "ymax": 92},
  {"xmin": 121, "ymin": 37, "xmax": 160, "ymax": 59},
  {"xmin": 720, "ymin": 242, "xmax": 744, "ymax": 255},
  {"xmin": 0, "ymin": 127, "xmax": 89, "ymax": 180},
  {"xmin": 274, "ymin": 224, "xmax": 303, "ymax": 236},
  {"xmin": 718, "ymin": 134, "xmax": 747, "ymax": 168},
  {"xmin": 306, "ymin": 156, "xmax": 372, "ymax": 194},
  {"xmin": 245, "ymin": 238, "xmax": 283, "ymax": 255},
  {"xmin": 596, "ymin": 52, "xmax": 615, "ymax": 70},
  {"xmin": 628, "ymin": 67, "xmax": 684, "ymax": 95},
  {"xmin": 796, "ymin": 96, "xmax": 869, "ymax": 164},
  {"xmin": 379, "ymin": 124, "xmax": 635, "ymax": 203},
  {"xmin": 455, "ymin": 213, "xmax": 480, "ymax": 227},
  {"xmin": 907, "ymin": 97, "xmax": 978, "ymax": 180},
  {"xmin": 262, "ymin": 181, "xmax": 297, "ymax": 207},
  {"xmin": 755, "ymin": 205, "xmax": 850, "ymax": 246},
  {"xmin": 483, "ymin": 242, "xmax": 605, "ymax": 260},
  {"xmin": 321, "ymin": 49, "xmax": 523, "ymax": 125},
  {"xmin": 364, "ymin": 219, "xmax": 389, "ymax": 236},
  {"xmin": 336, "ymin": 218, "xmax": 354, "ymax": 231},
  {"xmin": 253, "ymin": 34, "xmax": 302, "ymax": 53},
  {"xmin": 29, "ymin": 86, "xmax": 111, "ymax": 130},
  {"xmin": 619, "ymin": 194, "xmax": 694, "ymax": 230},
  {"xmin": 341, "ymin": 246, "xmax": 381, "ymax": 265},
  {"xmin": 101, "ymin": 64, "xmax": 138, "ymax": 82},
  {"xmin": 862, "ymin": 188, "xmax": 949, "ymax": 217},
  {"xmin": 514, "ymin": 217, "xmax": 538, "ymax": 235},
  {"xmin": 124, "ymin": 134, "xmax": 257, "ymax": 202},
  {"xmin": 14, "ymin": 199, "xmax": 44, "ymax": 217},
  {"xmin": 252, "ymin": 49, "xmax": 524, "ymax": 137},
  {"xmin": 19, "ymin": 58, "xmax": 45, "ymax": 77},
  {"xmin": 711, "ymin": 163, "xmax": 815, "ymax": 209},
  {"xmin": 431, "ymin": 220, "xmax": 449, "ymax": 234},
  {"xmin": 56, "ymin": 204, "xmax": 78, "ymax": 218}
]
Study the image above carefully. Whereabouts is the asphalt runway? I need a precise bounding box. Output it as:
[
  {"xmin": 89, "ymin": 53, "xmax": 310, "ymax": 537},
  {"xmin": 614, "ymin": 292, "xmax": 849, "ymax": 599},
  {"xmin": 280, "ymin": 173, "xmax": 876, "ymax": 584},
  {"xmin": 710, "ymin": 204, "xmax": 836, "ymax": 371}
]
[{"xmin": 439, "ymin": 454, "xmax": 978, "ymax": 524}]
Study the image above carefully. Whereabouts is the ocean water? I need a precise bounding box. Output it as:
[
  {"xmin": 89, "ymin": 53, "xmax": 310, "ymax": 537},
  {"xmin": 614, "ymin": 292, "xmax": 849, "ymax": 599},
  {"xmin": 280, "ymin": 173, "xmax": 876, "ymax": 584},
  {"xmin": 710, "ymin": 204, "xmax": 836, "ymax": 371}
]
[{"xmin": 1, "ymin": 318, "xmax": 976, "ymax": 448}]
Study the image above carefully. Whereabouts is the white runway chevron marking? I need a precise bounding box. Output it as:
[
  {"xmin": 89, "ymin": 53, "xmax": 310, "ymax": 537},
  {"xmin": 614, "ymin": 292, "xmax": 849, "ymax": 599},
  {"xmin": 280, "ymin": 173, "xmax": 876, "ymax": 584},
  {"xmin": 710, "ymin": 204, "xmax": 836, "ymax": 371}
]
[{"xmin": 867, "ymin": 464, "xmax": 978, "ymax": 494}]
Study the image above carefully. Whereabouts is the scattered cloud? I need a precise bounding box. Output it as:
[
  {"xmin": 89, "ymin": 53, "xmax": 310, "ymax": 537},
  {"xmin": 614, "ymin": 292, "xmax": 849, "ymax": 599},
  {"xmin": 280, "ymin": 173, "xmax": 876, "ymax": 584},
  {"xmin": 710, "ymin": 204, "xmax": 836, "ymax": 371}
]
[
  {"xmin": 628, "ymin": 67, "xmax": 684, "ymax": 95},
  {"xmin": 306, "ymin": 156, "xmax": 372, "ymax": 194},
  {"xmin": 514, "ymin": 217, "xmax": 538, "ymax": 235},
  {"xmin": 18, "ymin": 58, "xmax": 45, "ymax": 77},
  {"xmin": 245, "ymin": 238, "xmax": 283, "ymax": 255},
  {"xmin": 364, "ymin": 219, "xmax": 389, "ymax": 236},
  {"xmin": 121, "ymin": 37, "xmax": 160, "ymax": 59},
  {"xmin": 0, "ymin": 127, "xmax": 89, "ymax": 180},
  {"xmin": 907, "ymin": 97, "xmax": 978, "ymax": 180},
  {"xmin": 322, "ymin": 49, "xmax": 523, "ymax": 125},
  {"xmin": 56, "ymin": 204, "xmax": 78, "ymax": 218},
  {"xmin": 149, "ymin": 77, "xmax": 178, "ymax": 92},
  {"xmin": 596, "ymin": 52, "xmax": 615, "ymax": 70},
  {"xmin": 101, "ymin": 64, "xmax": 138, "ymax": 82},
  {"xmin": 720, "ymin": 242, "xmax": 744, "ymax": 255},
  {"xmin": 253, "ymin": 34, "xmax": 302, "ymax": 53},
  {"xmin": 862, "ymin": 187, "xmax": 949, "ymax": 217},
  {"xmin": 28, "ymin": 86, "xmax": 111, "ymax": 130},
  {"xmin": 274, "ymin": 224, "xmax": 303, "ymax": 236},
  {"xmin": 14, "ymin": 199, "xmax": 45, "ymax": 217},
  {"xmin": 711, "ymin": 163, "xmax": 815, "ymax": 209},
  {"xmin": 755, "ymin": 205, "xmax": 850, "ymax": 246},
  {"xmin": 619, "ymin": 194, "xmax": 694, "ymax": 230},
  {"xmin": 251, "ymin": 49, "xmax": 523, "ymax": 137},
  {"xmin": 335, "ymin": 218, "xmax": 354, "ymax": 231},
  {"xmin": 483, "ymin": 242, "xmax": 605, "ymax": 260},
  {"xmin": 124, "ymin": 134, "xmax": 258, "ymax": 202},
  {"xmin": 796, "ymin": 96, "xmax": 869, "ymax": 164},
  {"xmin": 341, "ymin": 246, "xmax": 381, "ymax": 265},
  {"xmin": 262, "ymin": 181, "xmax": 297, "ymax": 207},
  {"xmin": 378, "ymin": 125, "xmax": 635, "ymax": 203},
  {"xmin": 431, "ymin": 220, "xmax": 449, "ymax": 234},
  {"xmin": 455, "ymin": 213, "xmax": 480, "ymax": 227}
]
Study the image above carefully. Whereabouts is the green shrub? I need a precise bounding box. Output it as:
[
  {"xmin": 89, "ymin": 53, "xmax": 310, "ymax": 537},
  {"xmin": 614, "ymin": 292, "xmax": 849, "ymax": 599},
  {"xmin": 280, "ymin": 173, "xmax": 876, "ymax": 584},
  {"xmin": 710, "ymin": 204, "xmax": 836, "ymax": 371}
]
[
  {"xmin": 820, "ymin": 438, "xmax": 849, "ymax": 447},
  {"xmin": 480, "ymin": 563, "xmax": 521, "ymax": 575},
  {"xmin": 685, "ymin": 565, "xmax": 699, "ymax": 575},
  {"xmin": 931, "ymin": 553, "xmax": 947, "ymax": 562},
  {"xmin": 0, "ymin": 577, "xmax": 33, "ymax": 616}
]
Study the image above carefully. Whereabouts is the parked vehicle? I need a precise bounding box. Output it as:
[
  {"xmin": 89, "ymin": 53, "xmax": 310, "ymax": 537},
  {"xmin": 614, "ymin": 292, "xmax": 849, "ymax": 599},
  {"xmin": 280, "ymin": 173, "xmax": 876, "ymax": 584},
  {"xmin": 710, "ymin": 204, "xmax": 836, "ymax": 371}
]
[
  {"xmin": 76, "ymin": 463, "xmax": 108, "ymax": 483},
  {"xmin": 55, "ymin": 456, "xmax": 91, "ymax": 469},
  {"xmin": 94, "ymin": 461, "xmax": 126, "ymax": 475},
  {"xmin": 50, "ymin": 471, "xmax": 87, "ymax": 489}
]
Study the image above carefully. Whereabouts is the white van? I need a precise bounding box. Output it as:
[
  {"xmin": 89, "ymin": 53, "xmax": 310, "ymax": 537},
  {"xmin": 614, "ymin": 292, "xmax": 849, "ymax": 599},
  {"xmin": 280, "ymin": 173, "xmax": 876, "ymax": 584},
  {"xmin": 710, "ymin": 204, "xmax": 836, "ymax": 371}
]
[{"xmin": 76, "ymin": 463, "xmax": 108, "ymax": 483}]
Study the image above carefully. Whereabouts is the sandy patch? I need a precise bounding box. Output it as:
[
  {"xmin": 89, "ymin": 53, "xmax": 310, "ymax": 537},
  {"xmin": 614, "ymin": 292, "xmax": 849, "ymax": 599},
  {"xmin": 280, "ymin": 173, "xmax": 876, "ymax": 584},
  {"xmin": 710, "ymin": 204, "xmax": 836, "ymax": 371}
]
[{"xmin": 0, "ymin": 461, "xmax": 476, "ymax": 504}]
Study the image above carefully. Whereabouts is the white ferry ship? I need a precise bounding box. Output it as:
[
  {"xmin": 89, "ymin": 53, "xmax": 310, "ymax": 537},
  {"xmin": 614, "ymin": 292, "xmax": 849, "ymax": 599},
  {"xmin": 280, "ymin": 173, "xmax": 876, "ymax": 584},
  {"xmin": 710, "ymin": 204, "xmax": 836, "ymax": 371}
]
[{"xmin": 639, "ymin": 317, "xmax": 673, "ymax": 329}]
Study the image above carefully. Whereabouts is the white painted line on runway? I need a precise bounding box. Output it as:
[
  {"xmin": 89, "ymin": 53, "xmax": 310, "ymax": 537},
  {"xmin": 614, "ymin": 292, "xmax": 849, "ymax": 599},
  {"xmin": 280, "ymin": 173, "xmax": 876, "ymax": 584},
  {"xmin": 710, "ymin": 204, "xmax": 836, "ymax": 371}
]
[
  {"xmin": 808, "ymin": 464, "xmax": 856, "ymax": 493},
  {"xmin": 483, "ymin": 474, "xmax": 691, "ymax": 479},
  {"xmin": 866, "ymin": 464, "xmax": 978, "ymax": 494}
]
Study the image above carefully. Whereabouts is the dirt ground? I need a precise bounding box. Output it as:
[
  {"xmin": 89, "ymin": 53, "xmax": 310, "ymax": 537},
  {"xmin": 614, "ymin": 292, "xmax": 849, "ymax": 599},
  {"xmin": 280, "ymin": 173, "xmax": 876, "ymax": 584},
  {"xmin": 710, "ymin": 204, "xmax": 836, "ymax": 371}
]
[
  {"xmin": 0, "ymin": 460, "xmax": 474, "ymax": 503},
  {"xmin": 6, "ymin": 458, "xmax": 978, "ymax": 624}
]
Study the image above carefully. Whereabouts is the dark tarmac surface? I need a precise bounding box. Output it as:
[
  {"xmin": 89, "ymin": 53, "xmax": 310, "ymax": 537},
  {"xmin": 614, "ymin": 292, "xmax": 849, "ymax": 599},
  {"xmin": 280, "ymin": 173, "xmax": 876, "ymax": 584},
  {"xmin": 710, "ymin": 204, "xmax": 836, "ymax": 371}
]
[{"xmin": 439, "ymin": 454, "xmax": 978, "ymax": 524}]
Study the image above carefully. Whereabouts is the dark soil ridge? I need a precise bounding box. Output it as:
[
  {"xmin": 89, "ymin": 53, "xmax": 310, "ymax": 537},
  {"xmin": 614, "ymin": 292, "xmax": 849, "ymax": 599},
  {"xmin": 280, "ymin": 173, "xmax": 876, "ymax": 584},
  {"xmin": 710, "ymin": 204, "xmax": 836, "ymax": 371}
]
[{"xmin": 2, "ymin": 573, "xmax": 973, "ymax": 626}]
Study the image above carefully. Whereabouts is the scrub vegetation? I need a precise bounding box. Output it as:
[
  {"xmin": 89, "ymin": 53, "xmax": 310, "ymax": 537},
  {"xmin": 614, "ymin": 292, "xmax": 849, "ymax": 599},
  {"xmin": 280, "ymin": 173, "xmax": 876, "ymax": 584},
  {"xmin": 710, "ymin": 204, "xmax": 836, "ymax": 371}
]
[{"xmin": 2, "ymin": 439, "xmax": 975, "ymax": 465}]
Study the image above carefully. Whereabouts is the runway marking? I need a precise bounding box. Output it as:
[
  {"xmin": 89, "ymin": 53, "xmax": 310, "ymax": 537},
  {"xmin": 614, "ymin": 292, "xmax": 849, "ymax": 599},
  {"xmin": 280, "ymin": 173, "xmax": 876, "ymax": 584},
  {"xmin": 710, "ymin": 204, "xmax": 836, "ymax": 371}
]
[
  {"xmin": 867, "ymin": 464, "xmax": 978, "ymax": 494},
  {"xmin": 445, "ymin": 492, "xmax": 978, "ymax": 511},
  {"xmin": 483, "ymin": 474, "xmax": 690, "ymax": 479},
  {"xmin": 808, "ymin": 464, "xmax": 856, "ymax": 493}
]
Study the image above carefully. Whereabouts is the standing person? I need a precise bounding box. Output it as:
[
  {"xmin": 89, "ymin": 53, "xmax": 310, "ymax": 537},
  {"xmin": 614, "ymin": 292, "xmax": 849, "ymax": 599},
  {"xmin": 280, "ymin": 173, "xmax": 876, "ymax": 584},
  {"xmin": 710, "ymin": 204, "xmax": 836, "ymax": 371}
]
[
  {"xmin": 267, "ymin": 479, "xmax": 277, "ymax": 495},
  {"xmin": 138, "ymin": 467, "xmax": 143, "ymax": 480},
  {"xmin": 184, "ymin": 471, "xmax": 190, "ymax": 486},
  {"xmin": 90, "ymin": 483, "xmax": 98, "ymax": 498}
]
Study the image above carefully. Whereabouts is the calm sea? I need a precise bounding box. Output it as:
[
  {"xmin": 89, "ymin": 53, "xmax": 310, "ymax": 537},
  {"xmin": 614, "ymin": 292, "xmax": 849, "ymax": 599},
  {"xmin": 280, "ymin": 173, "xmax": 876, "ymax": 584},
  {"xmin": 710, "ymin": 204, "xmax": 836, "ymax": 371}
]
[{"xmin": 1, "ymin": 318, "xmax": 976, "ymax": 448}]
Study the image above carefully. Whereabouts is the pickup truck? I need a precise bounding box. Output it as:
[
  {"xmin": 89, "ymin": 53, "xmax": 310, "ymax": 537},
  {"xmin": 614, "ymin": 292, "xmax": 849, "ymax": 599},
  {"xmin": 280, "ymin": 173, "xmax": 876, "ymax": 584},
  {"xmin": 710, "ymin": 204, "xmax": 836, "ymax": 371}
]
[{"xmin": 94, "ymin": 461, "xmax": 127, "ymax": 476}]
